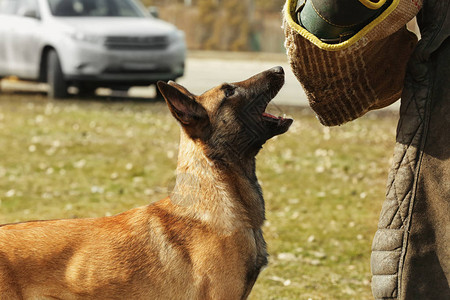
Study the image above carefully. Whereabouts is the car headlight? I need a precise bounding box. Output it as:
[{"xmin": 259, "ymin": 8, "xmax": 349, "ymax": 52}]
[
  {"xmin": 168, "ymin": 30, "xmax": 185, "ymax": 44},
  {"xmin": 70, "ymin": 31, "xmax": 105, "ymax": 44}
]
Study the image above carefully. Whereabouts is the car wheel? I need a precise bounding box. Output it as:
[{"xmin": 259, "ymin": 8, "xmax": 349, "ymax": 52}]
[{"xmin": 47, "ymin": 50, "xmax": 68, "ymax": 99}]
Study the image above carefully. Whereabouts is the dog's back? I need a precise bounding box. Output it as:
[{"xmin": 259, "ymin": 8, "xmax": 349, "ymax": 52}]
[{"xmin": 1, "ymin": 200, "xmax": 260, "ymax": 299}]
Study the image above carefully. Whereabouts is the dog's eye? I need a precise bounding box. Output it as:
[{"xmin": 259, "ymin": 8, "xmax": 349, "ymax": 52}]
[{"xmin": 224, "ymin": 87, "xmax": 235, "ymax": 98}]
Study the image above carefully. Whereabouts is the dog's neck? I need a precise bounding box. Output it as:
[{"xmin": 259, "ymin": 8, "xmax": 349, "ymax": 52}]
[{"xmin": 169, "ymin": 131, "xmax": 265, "ymax": 233}]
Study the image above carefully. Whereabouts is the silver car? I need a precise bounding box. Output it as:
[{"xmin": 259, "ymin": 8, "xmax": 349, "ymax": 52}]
[{"xmin": 0, "ymin": 0, "xmax": 186, "ymax": 98}]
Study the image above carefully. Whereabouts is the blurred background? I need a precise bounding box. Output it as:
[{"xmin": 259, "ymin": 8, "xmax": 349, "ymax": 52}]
[
  {"xmin": 143, "ymin": 0, "xmax": 286, "ymax": 53},
  {"xmin": 0, "ymin": 0, "xmax": 306, "ymax": 104}
]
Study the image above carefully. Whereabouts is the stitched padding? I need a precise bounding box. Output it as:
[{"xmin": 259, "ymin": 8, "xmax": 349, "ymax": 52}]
[{"xmin": 371, "ymin": 58, "xmax": 430, "ymax": 300}]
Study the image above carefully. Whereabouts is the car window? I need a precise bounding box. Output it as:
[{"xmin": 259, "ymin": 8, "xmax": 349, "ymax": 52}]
[
  {"xmin": 17, "ymin": 0, "xmax": 40, "ymax": 17},
  {"xmin": 47, "ymin": 0, "xmax": 145, "ymax": 17},
  {"xmin": 0, "ymin": 0, "xmax": 39, "ymax": 17},
  {"xmin": 0, "ymin": 0, "xmax": 19, "ymax": 15}
]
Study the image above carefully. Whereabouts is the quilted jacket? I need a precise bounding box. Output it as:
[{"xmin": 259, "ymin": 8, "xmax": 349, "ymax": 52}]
[{"xmin": 370, "ymin": 0, "xmax": 450, "ymax": 299}]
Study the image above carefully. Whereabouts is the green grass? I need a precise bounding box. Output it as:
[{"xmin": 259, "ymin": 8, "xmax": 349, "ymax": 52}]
[{"xmin": 0, "ymin": 92, "xmax": 398, "ymax": 299}]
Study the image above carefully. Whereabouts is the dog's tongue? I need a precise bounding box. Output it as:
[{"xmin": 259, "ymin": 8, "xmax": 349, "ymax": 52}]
[{"xmin": 263, "ymin": 112, "xmax": 283, "ymax": 120}]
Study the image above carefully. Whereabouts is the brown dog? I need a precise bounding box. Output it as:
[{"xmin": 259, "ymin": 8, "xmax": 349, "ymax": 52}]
[{"xmin": 0, "ymin": 67, "xmax": 292, "ymax": 300}]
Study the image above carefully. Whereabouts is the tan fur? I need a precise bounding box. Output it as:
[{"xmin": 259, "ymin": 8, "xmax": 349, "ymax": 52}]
[{"xmin": 0, "ymin": 67, "xmax": 292, "ymax": 300}]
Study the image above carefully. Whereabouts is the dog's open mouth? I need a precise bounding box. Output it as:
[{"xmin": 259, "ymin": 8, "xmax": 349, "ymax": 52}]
[
  {"xmin": 240, "ymin": 66, "xmax": 293, "ymax": 137},
  {"xmin": 259, "ymin": 74, "xmax": 293, "ymax": 134},
  {"xmin": 261, "ymin": 109, "xmax": 293, "ymax": 135},
  {"xmin": 262, "ymin": 112, "xmax": 292, "ymax": 126}
]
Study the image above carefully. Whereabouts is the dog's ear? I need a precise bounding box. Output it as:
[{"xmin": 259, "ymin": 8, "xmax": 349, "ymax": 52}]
[
  {"xmin": 157, "ymin": 81, "xmax": 210, "ymax": 139},
  {"xmin": 157, "ymin": 81, "xmax": 205, "ymax": 125},
  {"xmin": 167, "ymin": 81, "xmax": 195, "ymax": 98}
]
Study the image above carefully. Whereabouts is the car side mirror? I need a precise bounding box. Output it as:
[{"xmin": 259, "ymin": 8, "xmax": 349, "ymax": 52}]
[
  {"xmin": 23, "ymin": 9, "xmax": 40, "ymax": 19},
  {"xmin": 148, "ymin": 6, "xmax": 159, "ymax": 18}
]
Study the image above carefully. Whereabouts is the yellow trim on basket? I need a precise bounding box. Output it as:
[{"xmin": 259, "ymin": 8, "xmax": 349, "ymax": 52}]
[
  {"xmin": 285, "ymin": 0, "xmax": 399, "ymax": 51},
  {"xmin": 359, "ymin": 0, "xmax": 387, "ymax": 10}
]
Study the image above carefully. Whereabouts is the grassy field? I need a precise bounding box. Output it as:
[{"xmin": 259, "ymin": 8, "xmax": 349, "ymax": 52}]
[{"xmin": 0, "ymin": 91, "xmax": 399, "ymax": 299}]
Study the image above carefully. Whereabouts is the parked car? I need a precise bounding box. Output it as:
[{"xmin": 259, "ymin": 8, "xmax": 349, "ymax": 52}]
[{"xmin": 0, "ymin": 0, "xmax": 186, "ymax": 98}]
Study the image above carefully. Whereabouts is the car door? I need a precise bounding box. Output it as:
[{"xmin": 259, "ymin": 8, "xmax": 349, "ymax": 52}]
[
  {"xmin": 6, "ymin": 0, "xmax": 43, "ymax": 79},
  {"xmin": 0, "ymin": 0, "xmax": 19, "ymax": 76}
]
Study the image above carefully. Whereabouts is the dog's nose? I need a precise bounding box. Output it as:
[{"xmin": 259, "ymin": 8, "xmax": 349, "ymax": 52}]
[{"xmin": 270, "ymin": 66, "xmax": 284, "ymax": 75}]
